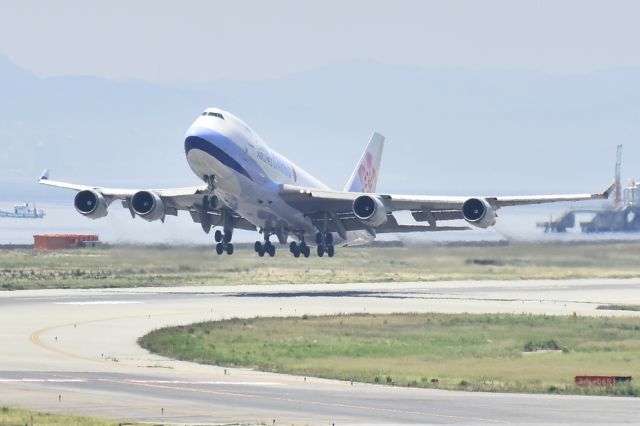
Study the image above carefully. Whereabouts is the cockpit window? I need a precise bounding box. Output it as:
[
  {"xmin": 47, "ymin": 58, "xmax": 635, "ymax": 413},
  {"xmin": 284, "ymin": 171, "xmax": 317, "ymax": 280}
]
[
  {"xmin": 201, "ymin": 112, "xmax": 207, "ymax": 116},
  {"xmin": 207, "ymin": 112, "xmax": 224, "ymax": 119}
]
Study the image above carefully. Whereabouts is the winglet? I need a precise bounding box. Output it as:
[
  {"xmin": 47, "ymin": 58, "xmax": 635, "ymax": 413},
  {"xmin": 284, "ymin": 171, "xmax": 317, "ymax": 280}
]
[
  {"xmin": 39, "ymin": 169, "xmax": 50, "ymax": 181},
  {"xmin": 595, "ymin": 183, "xmax": 616, "ymax": 199}
]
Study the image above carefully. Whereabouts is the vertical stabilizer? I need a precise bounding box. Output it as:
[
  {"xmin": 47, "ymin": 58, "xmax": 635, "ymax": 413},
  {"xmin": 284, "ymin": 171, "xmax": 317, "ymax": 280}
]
[{"xmin": 344, "ymin": 132, "xmax": 385, "ymax": 193}]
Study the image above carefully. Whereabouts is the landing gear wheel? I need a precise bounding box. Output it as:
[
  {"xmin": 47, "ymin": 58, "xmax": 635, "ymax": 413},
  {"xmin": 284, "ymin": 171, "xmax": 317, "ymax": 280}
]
[
  {"xmin": 300, "ymin": 242, "xmax": 310, "ymax": 258},
  {"xmin": 254, "ymin": 241, "xmax": 262, "ymax": 252},
  {"xmin": 215, "ymin": 242, "xmax": 224, "ymax": 255},
  {"xmin": 315, "ymin": 232, "xmax": 323, "ymax": 245},
  {"xmin": 226, "ymin": 243, "xmax": 234, "ymax": 255},
  {"xmin": 289, "ymin": 241, "xmax": 301, "ymax": 258},
  {"xmin": 214, "ymin": 230, "xmax": 223, "ymax": 243},
  {"xmin": 257, "ymin": 239, "xmax": 275, "ymax": 257},
  {"xmin": 223, "ymin": 232, "xmax": 233, "ymax": 244},
  {"xmin": 317, "ymin": 245, "xmax": 325, "ymax": 257},
  {"xmin": 203, "ymin": 195, "xmax": 218, "ymax": 211},
  {"xmin": 327, "ymin": 245, "xmax": 335, "ymax": 257}
]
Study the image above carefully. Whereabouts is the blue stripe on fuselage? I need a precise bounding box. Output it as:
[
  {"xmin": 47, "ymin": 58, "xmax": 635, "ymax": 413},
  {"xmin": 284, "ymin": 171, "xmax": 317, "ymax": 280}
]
[{"xmin": 184, "ymin": 133, "xmax": 253, "ymax": 182}]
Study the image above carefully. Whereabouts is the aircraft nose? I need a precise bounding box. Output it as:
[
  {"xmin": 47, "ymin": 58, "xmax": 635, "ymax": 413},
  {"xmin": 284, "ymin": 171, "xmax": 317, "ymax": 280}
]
[{"xmin": 184, "ymin": 128, "xmax": 254, "ymax": 182}]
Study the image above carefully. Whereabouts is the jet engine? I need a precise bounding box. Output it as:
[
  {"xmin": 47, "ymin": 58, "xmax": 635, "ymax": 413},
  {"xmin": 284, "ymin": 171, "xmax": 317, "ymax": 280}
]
[
  {"xmin": 131, "ymin": 191, "xmax": 165, "ymax": 222},
  {"xmin": 352, "ymin": 195, "xmax": 388, "ymax": 227},
  {"xmin": 74, "ymin": 190, "xmax": 108, "ymax": 219},
  {"xmin": 462, "ymin": 198, "xmax": 496, "ymax": 228}
]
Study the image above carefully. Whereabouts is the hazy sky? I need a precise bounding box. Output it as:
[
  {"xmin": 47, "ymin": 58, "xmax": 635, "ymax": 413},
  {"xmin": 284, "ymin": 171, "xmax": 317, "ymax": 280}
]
[{"xmin": 1, "ymin": 0, "xmax": 640, "ymax": 82}]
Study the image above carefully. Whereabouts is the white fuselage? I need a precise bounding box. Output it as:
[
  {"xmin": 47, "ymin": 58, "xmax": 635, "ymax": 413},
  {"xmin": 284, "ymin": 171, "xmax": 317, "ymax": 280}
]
[{"xmin": 184, "ymin": 108, "xmax": 366, "ymax": 243}]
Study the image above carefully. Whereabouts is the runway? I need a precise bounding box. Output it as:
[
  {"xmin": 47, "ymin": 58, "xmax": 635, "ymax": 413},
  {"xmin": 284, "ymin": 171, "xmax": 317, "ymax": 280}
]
[{"xmin": 1, "ymin": 279, "xmax": 639, "ymax": 424}]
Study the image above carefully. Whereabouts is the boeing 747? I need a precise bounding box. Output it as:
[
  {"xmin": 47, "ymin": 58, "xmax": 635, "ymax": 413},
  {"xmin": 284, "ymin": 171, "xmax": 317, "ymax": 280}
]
[{"xmin": 40, "ymin": 108, "xmax": 612, "ymax": 257}]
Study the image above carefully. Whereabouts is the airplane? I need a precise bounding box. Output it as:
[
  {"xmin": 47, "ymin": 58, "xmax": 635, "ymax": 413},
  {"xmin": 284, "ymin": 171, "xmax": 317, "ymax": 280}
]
[{"xmin": 39, "ymin": 107, "xmax": 613, "ymax": 258}]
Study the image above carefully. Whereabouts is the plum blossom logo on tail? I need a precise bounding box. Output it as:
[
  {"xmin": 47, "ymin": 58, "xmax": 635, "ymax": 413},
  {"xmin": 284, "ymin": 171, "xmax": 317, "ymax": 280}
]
[{"xmin": 358, "ymin": 152, "xmax": 377, "ymax": 193}]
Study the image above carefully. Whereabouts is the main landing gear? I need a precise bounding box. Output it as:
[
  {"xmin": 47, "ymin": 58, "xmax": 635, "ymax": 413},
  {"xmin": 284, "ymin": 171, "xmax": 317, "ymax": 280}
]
[
  {"xmin": 315, "ymin": 232, "xmax": 335, "ymax": 257},
  {"xmin": 289, "ymin": 240, "xmax": 311, "ymax": 258},
  {"xmin": 214, "ymin": 229, "xmax": 234, "ymax": 255},
  {"xmin": 255, "ymin": 229, "xmax": 278, "ymax": 257},
  {"xmin": 288, "ymin": 233, "xmax": 333, "ymax": 258},
  {"xmin": 254, "ymin": 239, "xmax": 276, "ymax": 257},
  {"xmin": 226, "ymin": 229, "xmax": 335, "ymax": 258}
]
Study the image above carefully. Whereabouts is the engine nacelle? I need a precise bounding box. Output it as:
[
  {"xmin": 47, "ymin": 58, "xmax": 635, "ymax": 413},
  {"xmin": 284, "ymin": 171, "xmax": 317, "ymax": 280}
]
[
  {"xmin": 462, "ymin": 198, "xmax": 496, "ymax": 229},
  {"xmin": 131, "ymin": 191, "xmax": 165, "ymax": 222},
  {"xmin": 74, "ymin": 190, "xmax": 108, "ymax": 219},
  {"xmin": 352, "ymin": 194, "xmax": 388, "ymax": 227}
]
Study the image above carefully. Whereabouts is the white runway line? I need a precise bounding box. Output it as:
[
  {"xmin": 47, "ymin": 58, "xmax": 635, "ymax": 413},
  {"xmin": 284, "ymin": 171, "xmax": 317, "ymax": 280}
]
[
  {"xmin": 54, "ymin": 300, "xmax": 143, "ymax": 305},
  {"xmin": 125, "ymin": 379, "xmax": 283, "ymax": 386},
  {"xmin": 0, "ymin": 378, "xmax": 87, "ymax": 383}
]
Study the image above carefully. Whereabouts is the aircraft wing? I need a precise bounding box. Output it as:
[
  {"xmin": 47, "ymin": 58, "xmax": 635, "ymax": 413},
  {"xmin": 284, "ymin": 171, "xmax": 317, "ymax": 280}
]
[
  {"xmin": 279, "ymin": 183, "xmax": 613, "ymax": 236},
  {"xmin": 37, "ymin": 170, "xmax": 256, "ymax": 232}
]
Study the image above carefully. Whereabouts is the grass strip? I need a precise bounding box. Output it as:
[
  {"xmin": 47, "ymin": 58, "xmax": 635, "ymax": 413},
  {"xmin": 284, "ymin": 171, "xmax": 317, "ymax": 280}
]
[
  {"xmin": 2, "ymin": 242, "xmax": 640, "ymax": 290},
  {"xmin": 0, "ymin": 405, "xmax": 140, "ymax": 426},
  {"xmin": 139, "ymin": 313, "xmax": 640, "ymax": 396},
  {"xmin": 597, "ymin": 305, "xmax": 640, "ymax": 312}
]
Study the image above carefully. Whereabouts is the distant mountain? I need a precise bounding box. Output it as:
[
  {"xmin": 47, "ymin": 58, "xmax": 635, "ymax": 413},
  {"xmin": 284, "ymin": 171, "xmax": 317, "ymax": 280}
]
[{"xmin": 1, "ymin": 55, "xmax": 638, "ymax": 202}]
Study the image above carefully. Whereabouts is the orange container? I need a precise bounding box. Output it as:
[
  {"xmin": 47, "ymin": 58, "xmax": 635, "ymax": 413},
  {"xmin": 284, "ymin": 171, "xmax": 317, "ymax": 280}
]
[{"xmin": 33, "ymin": 234, "xmax": 99, "ymax": 250}]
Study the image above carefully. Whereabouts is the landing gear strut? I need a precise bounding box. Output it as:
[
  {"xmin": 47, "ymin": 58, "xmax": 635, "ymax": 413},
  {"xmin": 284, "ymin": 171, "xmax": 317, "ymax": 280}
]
[
  {"xmin": 314, "ymin": 212, "xmax": 335, "ymax": 258},
  {"xmin": 204, "ymin": 175, "xmax": 218, "ymax": 211},
  {"xmin": 214, "ymin": 208, "xmax": 234, "ymax": 256}
]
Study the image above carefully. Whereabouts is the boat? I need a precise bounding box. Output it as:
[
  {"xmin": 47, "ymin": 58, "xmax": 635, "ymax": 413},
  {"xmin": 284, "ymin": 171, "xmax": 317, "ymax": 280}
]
[{"xmin": 0, "ymin": 203, "xmax": 46, "ymax": 219}]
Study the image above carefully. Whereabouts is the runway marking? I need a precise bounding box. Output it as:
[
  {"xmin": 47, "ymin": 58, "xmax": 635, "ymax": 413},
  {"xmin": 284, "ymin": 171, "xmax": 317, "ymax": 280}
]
[
  {"xmin": 25, "ymin": 302, "xmax": 503, "ymax": 422},
  {"xmin": 3, "ymin": 384, "xmax": 258, "ymax": 424},
  {"xmin": 5, "ymin": 372, "xmax": 503, "ymax": 423},
  {"xmin": 0, "ymin": 378, "xmax": 87, "ymax": 383},
  {"xmin": 54, "ymin": 300, "xmax": 143, "ymax": 305},
  {"xmin": 28, "ymin": 309, "xmax": 202, "ymax": 363},
  {"xmin": 22, "ymin": 295, "xmax": 515, "ymax": 423},
  {"xmin": 126, "ymin": 379, "xmax": 283, "ymax": 386},
  {"xmin": 114, "ymin": 378, "xmax": 506, "ymax": 423},
  {"xmin": 8, "ymin": 282, "xmax": 640, "ymax": 424},
  {"xmin": 26, "ymin": 311, "xmax": 298, "ymax": 394}
]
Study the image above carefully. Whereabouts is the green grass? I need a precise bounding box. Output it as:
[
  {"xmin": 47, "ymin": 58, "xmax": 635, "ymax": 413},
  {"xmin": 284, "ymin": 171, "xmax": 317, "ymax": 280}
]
[
  {"xmin": 2, "ymin": 242, "xmax": 640, "ymax": 290},
  {"xmin": 0, "ymin": 405, "xmax": 141, "ymax": 426},
  {"xmin": 597, "ymin": 305, "xmax": 640, "ymax": 312},
  {"xmin": 139, "ymin": 313, "xmax": 640, "ymax": 396}
]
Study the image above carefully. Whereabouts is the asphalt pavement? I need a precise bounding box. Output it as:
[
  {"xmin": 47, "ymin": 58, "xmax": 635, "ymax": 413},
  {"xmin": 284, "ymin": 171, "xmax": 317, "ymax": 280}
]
[{"xmin": 1, "ymin": 279, "xmax": 639, "ymax": 424}]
